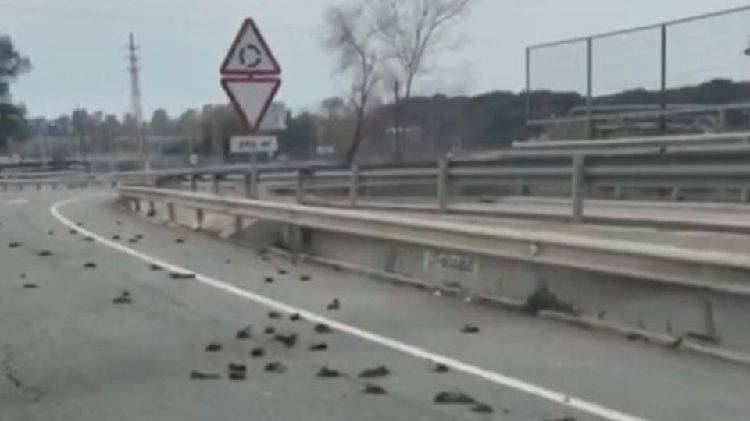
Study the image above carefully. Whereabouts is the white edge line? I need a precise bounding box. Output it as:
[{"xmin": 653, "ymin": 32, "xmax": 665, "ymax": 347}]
[{"xmin": 50, "ymin": 195, "xmax": 652, "ymax": 421}]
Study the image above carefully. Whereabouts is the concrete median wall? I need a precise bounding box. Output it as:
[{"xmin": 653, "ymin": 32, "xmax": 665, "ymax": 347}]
[{"xmin": 287, "ymin": 227, "xmax": 750, "ymax": 356}]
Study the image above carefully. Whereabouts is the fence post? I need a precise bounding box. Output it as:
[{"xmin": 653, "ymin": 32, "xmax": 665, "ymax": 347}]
[
  {"xmin": 437, "ymin": 158, "xmax": 450, "ymax": 212},
  {"xmin": 349, "ymin": 164, "xmax": 360, "ymax": 207},
  {"xmin": 571, "ymin": 155, "xmax": 586, "ymax": 223}
]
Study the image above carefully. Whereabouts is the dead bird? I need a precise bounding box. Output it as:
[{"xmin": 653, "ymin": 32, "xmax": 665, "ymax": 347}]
[
  {"xmin": 205, "ymin": 342, "xmax": 222, "ymax": 353},
  {"xmin": 236, "ymin": 326, "xmax": 253, "ymax": 340},
  {"xmin": 431, "ymin": 363, "xmax": 450, "ymax": 373},
  {"xmin": 273, "ymin": 333, "xmax": 298, "ymax": 348},
  {"xmin": 434, "ymin": 391, "xmax": 476, "ymax": 405},
  {"xmin": 358, "ymin": 365, "xmax": 390, "ymax": 379},
  {"xmin": 327, "ymin": 299, "xmax": 341, "ymax": 311},
  {"xmin": 460, "ymin": 325, "xmax": 480, "ymax": 334},
  {"xmin": 268, "ymin": 311, "xmax": 282, "ymax": 319},
  {"xmin": 309, "ymin": 342, "xmax": 328, "ymax": 352},
  {"xmin": 316, "ymin": 366, "xmax": 342, "ymax": 378},
  {"xmin": 471, "ymin": 403, "xmax": 493, "ymax": 414},
  {"xmin": 190, "ymin": 371, "xmax": 221, "ymax": 380},
  {"xmin": 362, "ymin": 384, "xmax": 387, "ymax": 395},
  {"xmin": 265, "ymin": 362, "xmax": 286, "ymax": 373},
  {"xmin": 314, "ymin": 323, "xmax": 332, "ymax": 334}
]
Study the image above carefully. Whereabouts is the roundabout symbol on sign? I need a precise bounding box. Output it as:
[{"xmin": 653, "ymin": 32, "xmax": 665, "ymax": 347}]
[{"xmin": 239, "ymin": 44, "xmax": 262, "ymax": 68}]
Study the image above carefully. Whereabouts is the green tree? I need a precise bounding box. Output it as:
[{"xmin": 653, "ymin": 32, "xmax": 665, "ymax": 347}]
[
  {"xmin": 278, "ymin": 112, "xmax": 319, "ymax": 159},
  {"xmin": 0, "ymin": 35, "xmax": 31, "ymax": 149}
]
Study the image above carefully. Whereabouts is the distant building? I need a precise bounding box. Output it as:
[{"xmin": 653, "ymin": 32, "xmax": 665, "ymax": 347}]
[{"xmin": 259, "ymin": 102, "xmax": 287, "ymax": 132}]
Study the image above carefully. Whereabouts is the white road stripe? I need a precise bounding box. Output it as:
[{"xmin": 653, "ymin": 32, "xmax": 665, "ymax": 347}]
[
  {"xmin": 51, "ymin": 195, "xmax": 652, "ymax": 421},
  {"xmin": 6, "ymin": 198, "xmax": 29, "ymax": 205}
]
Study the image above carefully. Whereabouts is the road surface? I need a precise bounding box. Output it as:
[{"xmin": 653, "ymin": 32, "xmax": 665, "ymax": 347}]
[{"xmin": 0, "ymin": 189, "xmax": 749, "ymax": 421}]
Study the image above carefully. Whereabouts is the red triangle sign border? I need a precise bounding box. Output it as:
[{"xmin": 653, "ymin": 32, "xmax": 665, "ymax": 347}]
[{"xmin": 220, "ymin": 18, "xmax": 282, "ymax": 77}]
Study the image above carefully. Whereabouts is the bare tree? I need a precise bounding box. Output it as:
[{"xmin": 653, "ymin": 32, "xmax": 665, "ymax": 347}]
[
  {"xmin": 322, "ymin": 3, "xmax": 381, "ymax": 162},
  {"xmin": 370, "ymin": 0, "xmax": 476, "ymax": 99}
]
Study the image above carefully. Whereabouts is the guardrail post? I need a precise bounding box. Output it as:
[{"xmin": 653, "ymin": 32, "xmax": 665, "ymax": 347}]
[
  {"xmin": 147, "ymin": 200, "xmax": 156, "ymax": 218},
  {"xmin": 36, "ymin": 183, "xmax": 41, "ymax": 190},
  {"xmin": 190, "ymin": 175, "xmax": 198, "ymax": 192},
  {"xmin": 212, "ymin": 174, "xmax": 220, "ymax": 195},
  {"xmin": 571, "ymin": 155, "xmax": 586, "ymax": 223},
  {"xmin": 195, "ymin": 208, "xmax": 204, "ymax": 229},
  {"xmin": 741, "ymin": 188, "xmax": 749, "ymax": 203},
  {"xmin": 437, "ymin": 158, "xmax": 450, "ymax": 212},
  {"xmin": 251, "ymin": 168, "xmax": 260, "ymax": 198},
  {"xmin": 243, "ymin": 173, "xmax": 252, "ymax": 198},
  {"xmin": 613, "ymin": 187, "xmax": 624, "ymax": 200},
  {"xmin": 296, "ymin": 168, "xmax": 307, "ymax": 204},
  {"xmin": 132, "ymin": 198, "xmax": 141, "ymax": 213},
  {"xmin": 349, "ymin": 165, "xmax": 360, "ymax": 207},
  {"xmin": 670, "ymin": 186, "xmax": 681, "ymax": 201},
  {"xmin": 244, "ymin": 169, "xmax": 260, "ymax": 199},
  {"xmin": 167, "ymin": 203, "xmax": 175, "ymax": 222}
]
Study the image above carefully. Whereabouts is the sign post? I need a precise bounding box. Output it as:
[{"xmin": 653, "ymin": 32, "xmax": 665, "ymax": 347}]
[{"xmin": 220, "ymin": 18, "xmax": 282, "ymax": 135}]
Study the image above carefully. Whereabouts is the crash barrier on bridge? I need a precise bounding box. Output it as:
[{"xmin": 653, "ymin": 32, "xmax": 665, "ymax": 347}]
[
  {"xmin": 0, "ymin": 175, "xmax": 116, "ymax": 191},
  {"xmin": 146, "ymin": 137, "xmax": 750, "ymax": 223},
  {"xmin": 512, "ymin": 131, "xmax": 750, "ymax": 151},
  {"xmin": 119, "ymin": 186, "xmax": 750, "ymax": 296}
]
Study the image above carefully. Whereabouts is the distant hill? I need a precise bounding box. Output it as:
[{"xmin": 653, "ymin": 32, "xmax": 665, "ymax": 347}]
[{"xmin": 358, "ymin": 79, "xmax": 750, "ymax": 161}]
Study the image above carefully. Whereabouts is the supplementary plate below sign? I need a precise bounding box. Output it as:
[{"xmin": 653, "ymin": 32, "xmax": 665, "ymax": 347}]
[{"xmin": 230, "ymin": 135, "xmax": 278, "ymax": 154}]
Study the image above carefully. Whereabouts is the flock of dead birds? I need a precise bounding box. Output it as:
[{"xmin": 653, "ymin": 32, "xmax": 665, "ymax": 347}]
[{"xmin": 11, "ymin": 220, "xmax": 577, "ymax": 420}]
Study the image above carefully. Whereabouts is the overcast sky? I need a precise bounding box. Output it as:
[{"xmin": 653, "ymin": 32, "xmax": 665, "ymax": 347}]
[{"xmin": 3, "ymin": 0, "xmax": 749, "ymax": 118}]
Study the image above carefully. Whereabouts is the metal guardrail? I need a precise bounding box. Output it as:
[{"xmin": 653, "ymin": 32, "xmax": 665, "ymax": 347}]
[
  {"xmin": 0, "ymin": 175, "xmax": 114, "ymax": 191},
  {"xmin": 142, "ymin": 142, "xmax": 750, "ymax": 223},
  {"xmin": 6, "ymin": 132, "xmax": 750, "ymax": 224},
  {"xmin": 118, "ymin": 186, "xmax": 750, "ymax": 295},
  {"xmin": 512, "ymin": 131, "xmax": 750, "ymax": 150}
]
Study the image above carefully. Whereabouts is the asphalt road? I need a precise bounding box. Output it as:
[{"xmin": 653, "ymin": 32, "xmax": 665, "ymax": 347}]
[{"xmin": 1, "ymin": 189, "xmax": 749, "ymax": 421}]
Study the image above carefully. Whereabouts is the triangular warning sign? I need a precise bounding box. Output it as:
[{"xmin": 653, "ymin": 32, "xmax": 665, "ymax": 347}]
[
  {"xmin": 221, "ymin": 78, "xmax": 281, "ymax": 132},
  {"xmin": 220, "ymin": 18, "xmax": 281, "ymax": 76}
]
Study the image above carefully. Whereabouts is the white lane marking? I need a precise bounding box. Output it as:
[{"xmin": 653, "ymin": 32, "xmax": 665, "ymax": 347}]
[
  {"xmin": 51, "ymin": 195, "xmax": 651, "ymax": 421},
  {"xmin": 6, "ymin": 198, "xmax": 29, "ymax": 205}
]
